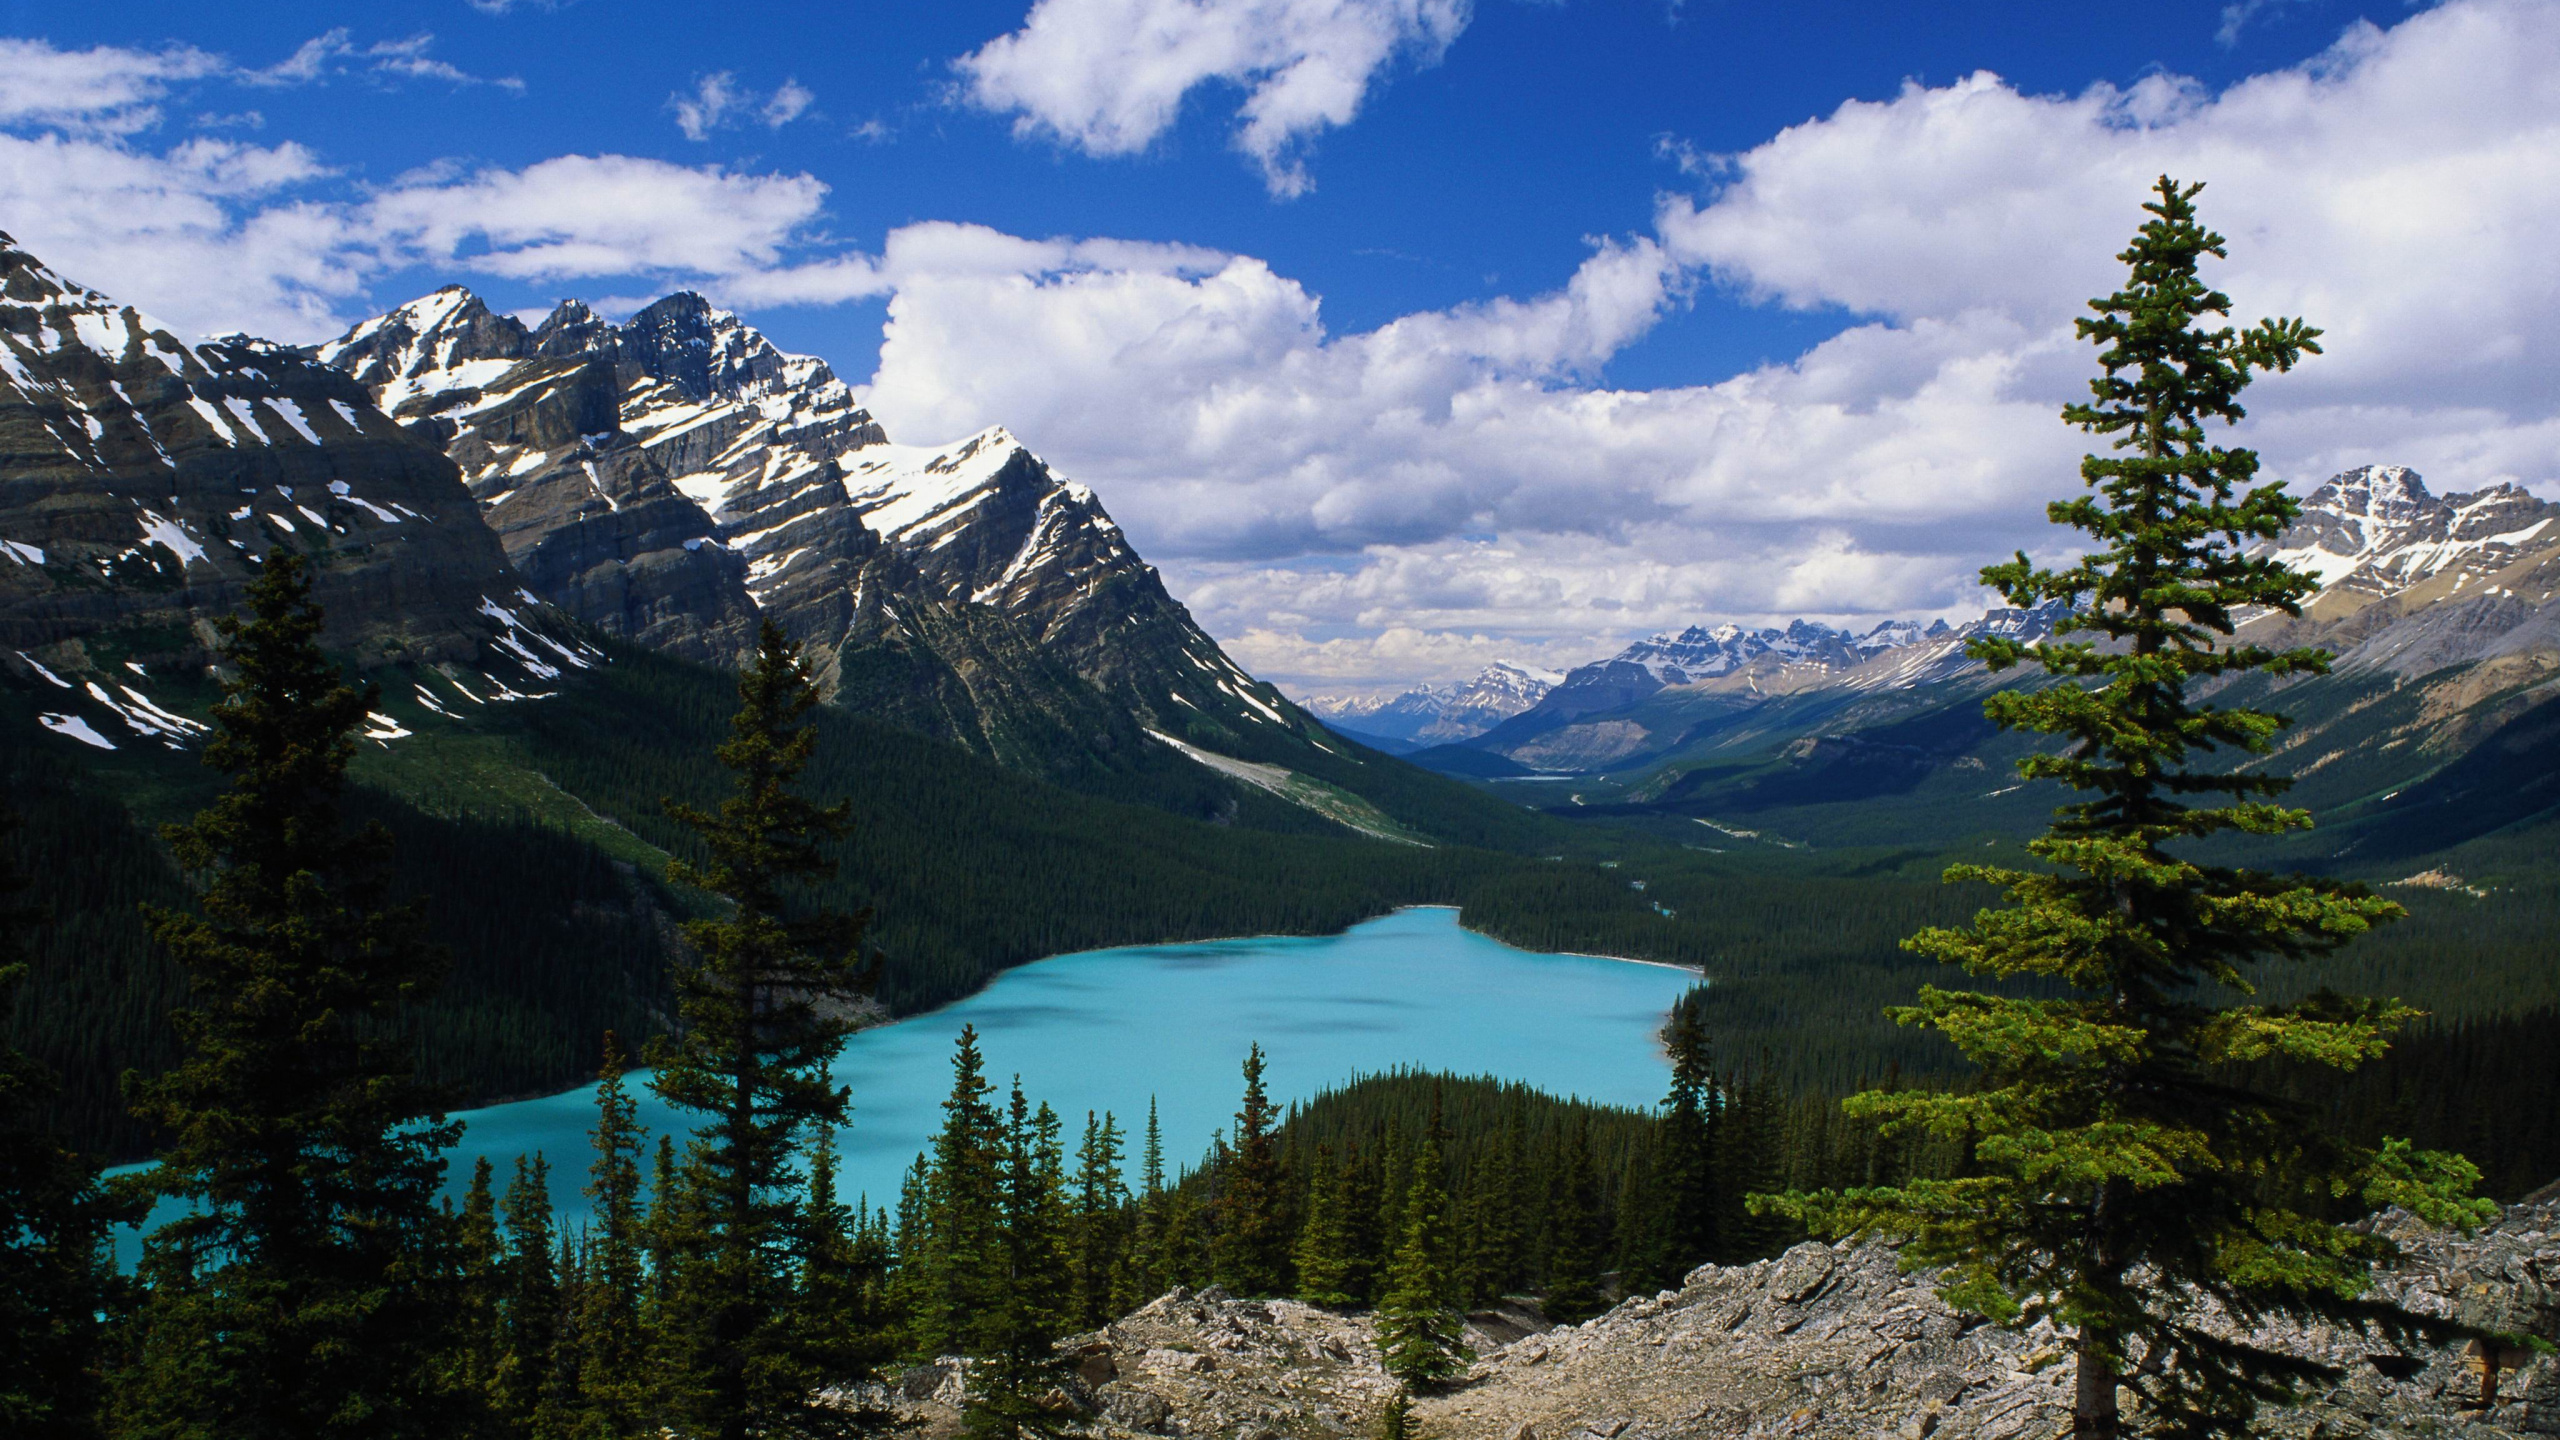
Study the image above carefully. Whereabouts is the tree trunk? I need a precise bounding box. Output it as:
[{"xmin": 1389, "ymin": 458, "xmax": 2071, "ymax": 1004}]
[{"xmin": 2074, "ymin": 1329, "xmax": 2121, "ymax": 1438}]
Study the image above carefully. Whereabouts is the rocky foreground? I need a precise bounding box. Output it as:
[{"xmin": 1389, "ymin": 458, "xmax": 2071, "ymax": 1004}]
[{"xmin": 891, "ymin": 1191, "xmax": 2558, "ymax": 1439}]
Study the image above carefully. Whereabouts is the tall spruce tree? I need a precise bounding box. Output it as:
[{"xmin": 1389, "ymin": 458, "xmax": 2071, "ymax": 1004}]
[
  {"xmin": 1338, "ymin": 1137, "xmax": 1386, "ymax": 1305},
  {"xmin": 962, "ymin": 1084, "xmax": 1075, "ymax": 1440},
  {"xmin": 1766, "ymin": 177, "xmax": 2494, "ymax": 1439},
  {"xmin": 1292, "ymin": 1142, "xmax": 1359, "ymax": 1307},
  {"xmin": 1373, "ymin": 1098, "xmax": 1467, "ymax": 1389},
  {"xmin": 496, "ymin": 1154, "xmax": 563, "ymax": 1434},
  {"xmin": 911, "ymin": 1026, "xmax": 1006, "ymax": 1360},
  {"xmin": 1069, "ymin": 1110, "xmax": 1129, "ymax": 1329},
  {"xmin": 651, "ymin": 618, "xmax": 876, "ymax": 1438},
  {"xmin": 452, "ymin": 1157, "xmax": 506, "ymax": 1413},
  {"xmin": 575, "ymin": 1034, "xmax": 648, "ymax": 1439},
  {"xmin": 1211, "ymin": 1044, "xmax": 1290, "ymax": 1297},
  {"xmin": 1650, "ymin": 1006, "xmax": 1719, "ymax": 1280},
  {"xmin": 0, "ymin": 805, "xmax": 123, "ymax": 1440},
  {"xmin": 1124, "ymin": 1099, "xmax": 1169, "ymax": 1303},
  {"xmin": 120, "ymin": 549, "xmax": 457, "ymax": 1439}
]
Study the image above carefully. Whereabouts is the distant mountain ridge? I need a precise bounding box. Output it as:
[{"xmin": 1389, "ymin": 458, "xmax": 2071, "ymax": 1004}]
[{"xmin": 1303, "ymin": 662, "xmax": 1560, "ymax": 748}]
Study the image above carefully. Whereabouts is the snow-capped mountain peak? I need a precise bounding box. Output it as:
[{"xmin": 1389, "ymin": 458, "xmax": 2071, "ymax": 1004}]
[
  {"xmin": 1302, "ymin": 662, "xmax": 1561, "ymax": 746},
  {"xmin": 323, "ymin": 286, "xmax": 1316, "ymax": 771},
  {"xmin": 2263, "ymin": 465, "xmax": 2559, "ymax": 601}
]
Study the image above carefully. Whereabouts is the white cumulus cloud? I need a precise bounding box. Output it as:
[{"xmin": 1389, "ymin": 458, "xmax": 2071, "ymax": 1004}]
[{"xmin": 956, "ymin": 0, "xmax": 1470, "ymax": 197}]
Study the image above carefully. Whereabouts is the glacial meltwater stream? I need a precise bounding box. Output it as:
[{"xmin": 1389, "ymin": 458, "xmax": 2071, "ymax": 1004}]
[{"xmin": 119, "ymin": 907, "xmax": 1701, "ymax": 1244}]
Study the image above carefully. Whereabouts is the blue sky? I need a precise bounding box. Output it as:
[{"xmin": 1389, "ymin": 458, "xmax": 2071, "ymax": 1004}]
[
  {"xmin": 18, "ymin": 0, "xmax": 2389, "ymax": 380},
  {"xmin": 7, "ymin": 0, "xmax": 2557, "ymax": 689}
]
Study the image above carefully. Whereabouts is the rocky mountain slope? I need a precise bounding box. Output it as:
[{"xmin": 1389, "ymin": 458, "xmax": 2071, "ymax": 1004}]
[
  {"xmin": 888, "ymin": 1189, "xmax": 2558, "ymax": 1439},
  {"xmin": 1304, "ymin": 663, "xmax": 1561, "ymax": 750},
  {"xmin": 318, "ymin": 287, "xmax": 1371, "ymax": 796},
  {"xmin": 0, "ymin": 234, "xmax": 592, "ymax": 752}
]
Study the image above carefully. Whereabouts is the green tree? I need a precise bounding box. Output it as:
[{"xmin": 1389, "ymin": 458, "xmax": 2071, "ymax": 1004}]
[
  {"xmin": 574, "ymin": 1034, "xmax": 648, "ymax": 1439},
  {"xmin": 1068, "ymin": 1111, "xmax": 1128, "ymax": 1329},
  {"xmin": 452, "ymin": 1158, "xmax": 505, "ymax": 1410},
  {"xmin": 1462, "ymin": 1111, "xmax": 1526, "ymax": 1304},
  {"xmin": 1649, "ymin": 1006, "xmax": 1719, "ymax": 1281},
  {"xmin": 1373, "ymin": 1101, "xmax": 1467, "ymax": 1389},
  {"xmin": 962, "ymin": 1084, "xmax": 1074, "ymax": 1440},
  {"xmin": 1765, "ymin": 177, "xmax": 2494, "ymax": 1439},
  {"xmin": 497, "ymin": 1155, "xmax": 563, "ymax": 1433},
  {"xmin": 1291, "ymin": 1142, "xmax": 1358, "ymax": 1307},
  {"xmin": 119, "ymin": 550, "xmax": 457, "ymax": 1440},
  {"xmin": 0, "ymin": 805, "xmax": 124, "ymax": 1440},
  {"xmin": 649, "ymin": 619, "xmax": 876, "ymax": 1438},
  {"xmin": 1540, "ymin": 1122, "xmax": 1609, "ymax": 1325},
  {"xmin": 1125, "ymin": 1100, "xmax": 1169, "ymax": 1302},
  {"xmin": 790, "ymin": 1127, "xmax": 900, "ymax": 1436},
  {"xmin": 1211, "ymin": 1044, "xmax": 1290, "ymax": 1297},
  {"xmin": 909, "ymin": 1027, "xmax": 1007, "ymax": 1361}
]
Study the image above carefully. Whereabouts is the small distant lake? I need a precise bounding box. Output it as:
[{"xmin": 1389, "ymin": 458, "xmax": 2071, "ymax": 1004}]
[{"xmin": 121, "ymin": 907, "xmax": 1701, "ymax": 1242}]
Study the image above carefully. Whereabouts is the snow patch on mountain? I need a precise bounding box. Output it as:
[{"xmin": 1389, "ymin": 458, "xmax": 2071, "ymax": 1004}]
[{"xmin": 2260, "ymin": 465, "xmax": 2560, "ymax": 603}]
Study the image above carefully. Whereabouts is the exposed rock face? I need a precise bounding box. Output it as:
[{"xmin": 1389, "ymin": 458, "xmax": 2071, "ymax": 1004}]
[
  {"xmin": 0, "ymin": 236, "xmax": 581, "ymax": 748},
  {"xmin": 2265, "ymin": 465, "xmax": 2560, "ymax": 605},
  {"xmin": 0, "ymin": 238, "xmax": 525, "ymax": 663},
  {"xmin": 322, "ymin": 288, "xmax": 1327, "ymax": 779},
  {"xmin": 2240, "ymin": 467, "xmax": 2560, "ymax": 683},
  {"xmin": 921, "ymin": 1195, "xmax": 2557, "ymax": 1440}
]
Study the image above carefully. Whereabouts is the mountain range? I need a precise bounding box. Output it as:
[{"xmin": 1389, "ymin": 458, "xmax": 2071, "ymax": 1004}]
[
  {"xmin": 1413, "ymin": 463, "xmax": 2560, "ymax": 868},
  {"xmin": 1300, "ymin": 662, "xmax": 1561, "ymax": 751},
  {"xmin": 1, "ymin": 238, "xmax": 1502, "ymax": 846}
]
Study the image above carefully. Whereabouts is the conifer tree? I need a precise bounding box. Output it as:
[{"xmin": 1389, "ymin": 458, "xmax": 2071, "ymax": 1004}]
[
  {"xmin": 962, "ymin": 1084, "xmax": 1075, "ymax": 1440},
  {"xmin": 1212, "ymin": 1044, "xmax": 1290, "ymax": 1297},
  {"xmin": 1609, "ymin": 1146, "xmax": 1662, "ymax": 1296},
  {"xmin": 453, "ymin": 1157, "xmax": 505, "ymax": 1409},
  {"xmin": 1069, "ymin": 1111, "xmax": 1129, "ymax": 1329},
  {"xmin": 641, "ymin": 1139, "xmax": 714, "ymax": 1423},
  {"xmin": 1291, "ymin": 1142, "xmax": 1358, "ymax": 1307},
  {"xmin": 911, "ymin": 1027, "xmax": 1006, "ymax": 1360},
  {"xmin": 641, "ymin": 1135, "xmax": 682, "ymax": 1312},
  {"xmin": 791, "ymin": 1127, "xmax": 900, "ymax": 1434},
  {"xmin": 575, "ymin": 1034, "xmax": 648, "ymax": 1439},
  {"xmin": 1540, "ymin": 1122, "xmax": 1609, "ymax": 1324},
  {"xmin": 1767, "ymin": 177, "xmax": 2494, "ymax": 1439},
  {"xmin": 651, "ymin": 618, "xmax": 876, "ymax": 1438},
  {"xmin": 1717, "ymin": 1068, "xmax": 1790, "ymax": 1261},
  {"xmin": 1649, "ymin": 1007, "xmax": 1718, "ymax": 1281},
  {"xmin": 1373, "ymin": 1100, "xmax": 1467, "ymax": 1389},
  {"xmin": 1460, "ymin": 1112, "xmax": 1527, "ymax": 1303},
  {"xmin": 1338, "ymin": 1137, "xmax": 1385, "ymax": 1304},
  {"xmin": 1124, "ymin": 1099, "xmax": 1169, "ymax": 1303},
  {"xmin": 120, "ymin": 549, "xmax": 456, "ymax": 1439},
  {"xmin": 0, "ymin": 805, "xmax": 123, "ymax": 1440},
  {"xmin": 497, "ymin": 1154, "xmax": 563, "ymax": 1434}
]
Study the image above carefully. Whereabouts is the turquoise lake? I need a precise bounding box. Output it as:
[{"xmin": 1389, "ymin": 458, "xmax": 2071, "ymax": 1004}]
[
  {"xmin": 471, "ymin": 906, "xmax": 1702, "ymax": 1223},
  {"xmin": 120, "ymin": 906, "xmax": 1701, "ymax": 1241}
]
